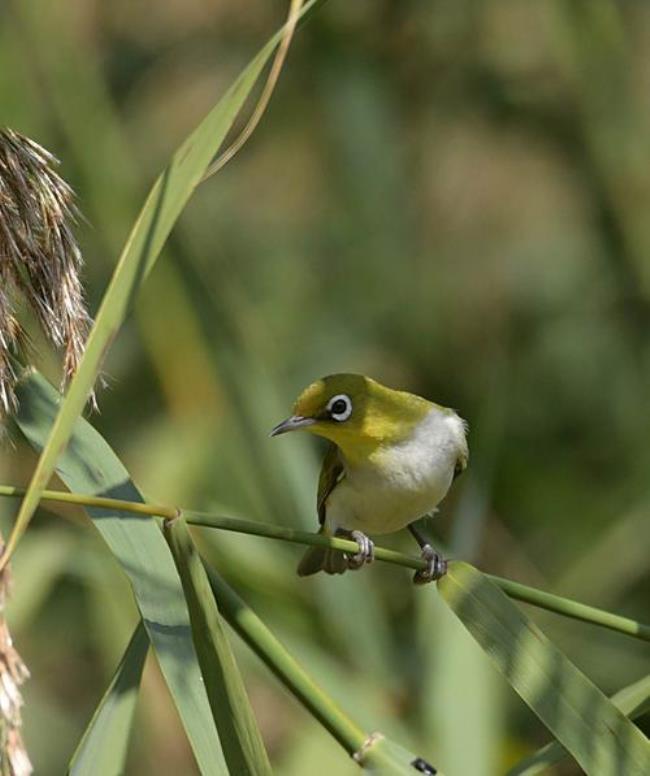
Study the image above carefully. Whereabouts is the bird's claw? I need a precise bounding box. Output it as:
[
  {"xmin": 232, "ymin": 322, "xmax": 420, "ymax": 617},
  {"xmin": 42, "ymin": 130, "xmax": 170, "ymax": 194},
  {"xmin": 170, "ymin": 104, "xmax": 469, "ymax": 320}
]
[
  {"xmin": 345, "ymin": 530, "xmax": 375, "ymax": 570},
  {"xmin": 413, "ymin": 544, "xmax": 447, "ymax": 585}
]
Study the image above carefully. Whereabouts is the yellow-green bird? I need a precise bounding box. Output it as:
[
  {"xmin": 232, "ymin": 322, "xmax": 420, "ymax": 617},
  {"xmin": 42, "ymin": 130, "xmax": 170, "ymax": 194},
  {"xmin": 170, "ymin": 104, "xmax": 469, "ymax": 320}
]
[{"xmin": 271, "ymin": 374, "xmax": 468, "ymax": 583}]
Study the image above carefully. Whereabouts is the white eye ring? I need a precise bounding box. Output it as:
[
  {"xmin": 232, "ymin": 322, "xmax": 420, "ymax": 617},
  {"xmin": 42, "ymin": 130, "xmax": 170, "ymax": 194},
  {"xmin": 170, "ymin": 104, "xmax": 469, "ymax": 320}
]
[{"xmin": 327, "ymin": 393, "xmax": 352, "ymax": 422}]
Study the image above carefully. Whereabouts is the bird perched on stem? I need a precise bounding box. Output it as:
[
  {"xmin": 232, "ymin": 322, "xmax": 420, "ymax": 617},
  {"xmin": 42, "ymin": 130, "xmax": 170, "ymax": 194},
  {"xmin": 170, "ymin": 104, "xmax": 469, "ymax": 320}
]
[{"xmin": 271, "ymin": 374, "xmax": 468, "ymax": 583}]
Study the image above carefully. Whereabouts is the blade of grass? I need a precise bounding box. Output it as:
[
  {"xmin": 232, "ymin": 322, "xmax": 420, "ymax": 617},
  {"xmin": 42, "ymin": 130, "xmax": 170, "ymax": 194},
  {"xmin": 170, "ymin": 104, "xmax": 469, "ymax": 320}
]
[
  {"xmin": 202, "ymin": 0, "xmax": 304, "ymax": 180},
  {"xmin": 13, "ymin": 370, "xmax": 226, "ymax": 774},
  {"xmin": 438, "ymin": 562, "xmax": 650, "ymax": 776},
  {"xmin": 507, "ymin": 674, "xmax": 650, "ymax": 776},
  {"xmin": 69, "ymin": 620, "xmax": 149, "ymax": 776},
  {"xmin": 164, "ymin": 515, "xmax": 272, "ymax": 776},
  {"xmin": 0, "ymin": 0, "xmax": 324, "ymax": 571}
]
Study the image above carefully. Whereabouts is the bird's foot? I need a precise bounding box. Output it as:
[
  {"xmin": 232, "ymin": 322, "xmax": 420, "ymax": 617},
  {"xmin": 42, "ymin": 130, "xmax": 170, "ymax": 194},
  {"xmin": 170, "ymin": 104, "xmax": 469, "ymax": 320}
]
[
  {"xmin": 344, "ymin": 530, "xmax": 375, "ymax": 570},
  {"xmin": 413, "ymin": 544, "xmax": 447, "ymax": 585}
]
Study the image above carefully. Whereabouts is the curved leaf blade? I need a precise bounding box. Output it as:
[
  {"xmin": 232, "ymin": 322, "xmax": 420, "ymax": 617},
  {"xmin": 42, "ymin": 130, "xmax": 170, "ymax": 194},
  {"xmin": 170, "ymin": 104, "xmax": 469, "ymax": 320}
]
[
  {"xmin": 69, "ymin": 620, "xmax": 148, "ymax": 776},
  {"xmin": 438, "ymin": 562, "xmax": 650, "ymax": 776}
]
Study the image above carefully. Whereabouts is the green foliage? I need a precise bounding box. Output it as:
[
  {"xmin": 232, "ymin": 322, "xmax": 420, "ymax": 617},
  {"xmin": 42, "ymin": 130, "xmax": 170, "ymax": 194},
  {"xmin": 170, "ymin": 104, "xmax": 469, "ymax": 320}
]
[
  {"xmin": 438, "ymin": 563, "xmax": 650, "ymax": 775},
  {"xmin": 508, "ymin": 674, "xmax": 650, "ymax": 776},
  {"xmin": 165, "ymin": 516, "xmax": 272, "ymax": 776}
]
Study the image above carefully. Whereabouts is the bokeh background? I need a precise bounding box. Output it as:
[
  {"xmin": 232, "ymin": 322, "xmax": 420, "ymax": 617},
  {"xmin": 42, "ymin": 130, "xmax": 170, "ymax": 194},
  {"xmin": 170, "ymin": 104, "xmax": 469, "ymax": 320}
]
[{"xmin": 1, "ymin": 1, "xmax": 649, "ymax": 773}]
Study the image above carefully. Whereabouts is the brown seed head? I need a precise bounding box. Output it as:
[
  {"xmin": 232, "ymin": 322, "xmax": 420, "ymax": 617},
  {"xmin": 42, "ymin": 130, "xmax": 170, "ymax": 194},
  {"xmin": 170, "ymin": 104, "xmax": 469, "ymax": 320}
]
[{"xmin": 0, "ymin": 128, "xmax": 93, "ymax": 423}]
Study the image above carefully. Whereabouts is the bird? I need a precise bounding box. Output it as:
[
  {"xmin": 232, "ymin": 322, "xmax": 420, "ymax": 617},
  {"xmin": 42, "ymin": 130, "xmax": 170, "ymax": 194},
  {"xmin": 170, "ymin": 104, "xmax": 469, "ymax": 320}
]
[{"xmin": 270, "ymin": 373, "xmax": 468, "ymax": 583}]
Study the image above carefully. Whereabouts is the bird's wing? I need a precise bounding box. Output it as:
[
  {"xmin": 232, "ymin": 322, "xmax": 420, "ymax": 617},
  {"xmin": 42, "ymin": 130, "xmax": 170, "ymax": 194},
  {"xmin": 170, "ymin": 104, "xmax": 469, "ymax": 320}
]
[
  {"xmin": 453, "ymin": 449, "xmax": 468, "ymax": 480},
  {"xmin": 317, "ymin": 443, "xmax": 345, "ymax": 526}
]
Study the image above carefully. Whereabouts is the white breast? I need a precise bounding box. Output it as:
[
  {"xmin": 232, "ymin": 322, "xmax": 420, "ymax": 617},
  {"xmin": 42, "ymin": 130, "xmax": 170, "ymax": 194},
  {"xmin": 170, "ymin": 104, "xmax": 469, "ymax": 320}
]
[{"xmin": 324, "ymin": 409, "xmax": 467, "ymax": 536}]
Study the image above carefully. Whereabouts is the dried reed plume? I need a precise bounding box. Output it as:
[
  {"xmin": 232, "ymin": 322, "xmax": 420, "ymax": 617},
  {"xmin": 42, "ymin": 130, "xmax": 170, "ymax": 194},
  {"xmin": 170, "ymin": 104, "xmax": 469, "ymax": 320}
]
[
  {"xmin": 0, "ymin": 551, "xmax": 30, "ymax": 776},
  {"xmin": 0, "ymin": 128, "xmax": 92, "ymax": 423}
]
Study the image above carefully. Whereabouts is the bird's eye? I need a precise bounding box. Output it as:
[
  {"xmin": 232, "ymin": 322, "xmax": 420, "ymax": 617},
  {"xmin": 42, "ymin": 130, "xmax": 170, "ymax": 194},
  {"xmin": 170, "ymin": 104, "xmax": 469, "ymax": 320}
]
[{"xmin": 327, "ymin": 394, "xmax": 352, "ymax": 422}]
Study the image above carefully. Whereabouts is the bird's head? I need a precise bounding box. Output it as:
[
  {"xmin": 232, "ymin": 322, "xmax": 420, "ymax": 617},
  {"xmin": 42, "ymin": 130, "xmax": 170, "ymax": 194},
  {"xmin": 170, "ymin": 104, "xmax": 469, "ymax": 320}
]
[{"xmin": 270, "ymin": 373, "xmax": 432, "ymax": 461}]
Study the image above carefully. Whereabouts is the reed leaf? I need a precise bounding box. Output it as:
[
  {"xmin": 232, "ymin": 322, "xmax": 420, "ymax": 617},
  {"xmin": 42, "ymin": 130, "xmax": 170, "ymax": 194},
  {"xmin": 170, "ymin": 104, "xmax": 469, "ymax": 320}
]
[
  {"xmin": 69, "ymin": 620, "xmax": 148, "ymax": 776},
  {"xmin": 438, "ymin": 562, "xmax": 650, "ymax": 776},
  {"xmin": 507, "ymin": 673, "xmax": 650, "ymax": 776},
  {"xmin": 0, "ymin": 0, "xmax": 323, "ymax": 570},
  {"xmin": 13, "ymin": 369, "xmax": 226, "ymax": 774},
  {"xmin": 164, "ymin": 516, "xmax": 272, "ymax": 776}
]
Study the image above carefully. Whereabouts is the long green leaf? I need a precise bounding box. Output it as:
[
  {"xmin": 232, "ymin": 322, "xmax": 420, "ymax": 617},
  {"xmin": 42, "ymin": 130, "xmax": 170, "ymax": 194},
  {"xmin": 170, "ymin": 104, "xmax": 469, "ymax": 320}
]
[
  {"xmin": 438, "ymin": 562, "xmax": 650, "ymax": 776},
  {"xmin": 69, "ymin": 620, "xmax": 149, "ymax": 776},
  {"xmin": 14, "ymin": 370, "xmax": 226, "ymax": 774},
  {"xmin": 1, "ymin": 0, "xmax": 322, "ymax": 569},
  {"xmin": 164, "ymin": 516, "xmax": 272, "ymax": 776},
  {"xmin": 507, "ymin": 673, "xmax": 650, "ymax": 776}
]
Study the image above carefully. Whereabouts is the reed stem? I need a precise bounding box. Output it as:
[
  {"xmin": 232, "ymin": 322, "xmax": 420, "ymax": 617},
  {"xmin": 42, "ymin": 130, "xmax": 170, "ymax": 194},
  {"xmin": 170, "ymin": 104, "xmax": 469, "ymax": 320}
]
[{"xmin": 0, "ymin": 484, "xmax": 648, "ymax": 643}]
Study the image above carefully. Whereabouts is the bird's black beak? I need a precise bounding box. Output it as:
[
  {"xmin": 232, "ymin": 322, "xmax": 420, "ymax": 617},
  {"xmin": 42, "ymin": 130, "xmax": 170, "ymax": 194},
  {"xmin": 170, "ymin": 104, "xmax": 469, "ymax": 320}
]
[{"xmin": 269, "ymin": 415, "xmax": 316, "ymax": 437}]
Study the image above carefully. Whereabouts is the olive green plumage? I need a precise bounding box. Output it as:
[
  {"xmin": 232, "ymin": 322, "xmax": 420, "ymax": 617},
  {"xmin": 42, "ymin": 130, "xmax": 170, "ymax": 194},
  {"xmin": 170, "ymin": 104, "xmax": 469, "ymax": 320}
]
[{"xmin": 297, "ymin": 444, "xmax": 347, "ymax": 576}]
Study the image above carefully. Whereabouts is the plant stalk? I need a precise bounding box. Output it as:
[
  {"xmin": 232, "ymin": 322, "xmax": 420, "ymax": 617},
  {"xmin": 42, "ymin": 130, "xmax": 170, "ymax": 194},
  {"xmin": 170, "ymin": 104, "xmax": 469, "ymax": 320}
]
[
  {"xmin": 0, "ymin": 484, "xmax": 648, "ymax": 643},
  {"xmin": 206, "ymin": 565, "xmax": 367, "ymax": 756}
]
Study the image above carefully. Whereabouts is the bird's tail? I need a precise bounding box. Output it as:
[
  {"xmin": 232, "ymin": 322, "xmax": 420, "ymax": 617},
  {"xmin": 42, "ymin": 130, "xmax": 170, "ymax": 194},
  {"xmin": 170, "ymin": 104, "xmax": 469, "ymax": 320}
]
[{"xmin": 297, "ymin": 528, "xmax": 347, "ymax": 576}]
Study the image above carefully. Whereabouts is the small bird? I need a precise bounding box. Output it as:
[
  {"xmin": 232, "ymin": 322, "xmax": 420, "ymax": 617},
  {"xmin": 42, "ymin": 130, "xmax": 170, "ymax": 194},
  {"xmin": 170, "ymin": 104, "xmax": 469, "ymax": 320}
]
[{"xmin": 271, "ymin": 374, "xmax": 468, "ymax": 583}]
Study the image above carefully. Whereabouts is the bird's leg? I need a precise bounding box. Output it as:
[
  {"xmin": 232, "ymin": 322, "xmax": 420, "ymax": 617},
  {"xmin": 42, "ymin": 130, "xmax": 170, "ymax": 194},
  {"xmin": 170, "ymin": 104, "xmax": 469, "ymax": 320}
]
[
  {"xmin": 408, "ymin": 523, "xmax": 447, "ymax": 584},
  {"xmin": 337, "ymin": 529, "xmax": 375, "ymax": 570}
]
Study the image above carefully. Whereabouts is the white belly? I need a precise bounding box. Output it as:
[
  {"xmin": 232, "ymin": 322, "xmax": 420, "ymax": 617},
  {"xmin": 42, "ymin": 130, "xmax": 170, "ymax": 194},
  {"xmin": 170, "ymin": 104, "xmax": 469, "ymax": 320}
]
[{"xmin": 324, "ymin": 409, "xmax": 466, "ymax": 535}]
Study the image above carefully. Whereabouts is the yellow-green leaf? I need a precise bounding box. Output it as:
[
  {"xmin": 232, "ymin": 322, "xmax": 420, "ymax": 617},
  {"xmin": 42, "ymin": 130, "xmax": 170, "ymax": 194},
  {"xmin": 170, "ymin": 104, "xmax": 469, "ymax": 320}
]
[
  {"xmin": 507, "ymin": 673, "xmax": 650, "ymax": 776},
  {"xmin": 438, "ymin": 562, "xmax": 650, "ymax": 776},
  {"xmin": 164, "ymin": 516, "xmax": 272, "ymax": 776}
]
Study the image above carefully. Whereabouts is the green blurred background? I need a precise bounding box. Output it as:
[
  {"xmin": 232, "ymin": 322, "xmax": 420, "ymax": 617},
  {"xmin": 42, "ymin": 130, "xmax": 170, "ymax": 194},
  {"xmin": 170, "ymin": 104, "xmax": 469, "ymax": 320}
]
[{"xmin": 1, "ymin": 1, "xmax": 649, "ymax": 773}]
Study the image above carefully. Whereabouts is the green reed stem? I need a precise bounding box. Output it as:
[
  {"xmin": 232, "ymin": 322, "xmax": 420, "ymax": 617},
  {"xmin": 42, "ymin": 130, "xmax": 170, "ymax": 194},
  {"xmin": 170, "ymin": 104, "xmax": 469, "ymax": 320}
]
[
  {"xmin": 0, "ymin": 483, "xmax": 648, "ymax": 643},
  {"xmin": 206, "ymin": 563, "xmax": 441, "ymax": 773},
  {"xmin": 485, "ymin": 575, "xmax": 649, "ymax": 641},
  {"xmin": 206, "ymin": 565, "xmax": 367, "ymax": 755}
]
